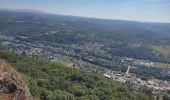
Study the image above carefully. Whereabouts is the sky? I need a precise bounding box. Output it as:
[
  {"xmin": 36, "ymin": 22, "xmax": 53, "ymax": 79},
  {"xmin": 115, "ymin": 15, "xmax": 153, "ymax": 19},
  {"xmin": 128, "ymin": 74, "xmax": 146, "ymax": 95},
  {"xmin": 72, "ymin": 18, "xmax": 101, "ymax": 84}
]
[{"xmin": 0, "ymin": 0, "xmax": 170, "ymax": 22}]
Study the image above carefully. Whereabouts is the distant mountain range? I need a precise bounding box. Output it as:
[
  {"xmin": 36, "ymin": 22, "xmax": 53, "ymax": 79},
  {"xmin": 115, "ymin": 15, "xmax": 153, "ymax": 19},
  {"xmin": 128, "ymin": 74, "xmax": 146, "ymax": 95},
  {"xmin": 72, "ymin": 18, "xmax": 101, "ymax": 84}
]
[
  {"xmin": 0, "ymin": 8, "xmax": 46, "ymax": 14},
  {"xmin": 1, "ymin": 8, "xmax": 170, "ymax": 37}
]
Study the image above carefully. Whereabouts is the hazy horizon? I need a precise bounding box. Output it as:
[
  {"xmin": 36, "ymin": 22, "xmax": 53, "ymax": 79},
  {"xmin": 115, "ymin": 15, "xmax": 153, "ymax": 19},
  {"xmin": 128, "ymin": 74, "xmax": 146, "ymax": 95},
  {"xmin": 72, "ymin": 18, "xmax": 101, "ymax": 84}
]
[{"xmin": 0, "ymin": 0, "xmax": 170, "ymax": 23}]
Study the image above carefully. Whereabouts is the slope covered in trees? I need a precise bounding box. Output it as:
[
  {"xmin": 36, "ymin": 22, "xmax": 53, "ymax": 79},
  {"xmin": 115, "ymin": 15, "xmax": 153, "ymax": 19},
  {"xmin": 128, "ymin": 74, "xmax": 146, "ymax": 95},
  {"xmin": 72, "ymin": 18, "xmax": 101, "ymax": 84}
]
[{"xmin": 0, "ymin": 50, "xmax": 153, "ymax": 100}]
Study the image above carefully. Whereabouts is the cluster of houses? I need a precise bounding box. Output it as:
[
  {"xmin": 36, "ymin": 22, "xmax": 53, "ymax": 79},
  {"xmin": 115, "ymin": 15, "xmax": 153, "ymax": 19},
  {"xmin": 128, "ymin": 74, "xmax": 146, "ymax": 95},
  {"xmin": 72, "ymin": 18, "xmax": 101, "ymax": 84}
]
[
  {"xmin": 121, "ymin": 57, "xmax": 154, "ymax": 67},
  {"xmin": 103, "ymin": 65, "xmax": 170, "ymax": 93}
]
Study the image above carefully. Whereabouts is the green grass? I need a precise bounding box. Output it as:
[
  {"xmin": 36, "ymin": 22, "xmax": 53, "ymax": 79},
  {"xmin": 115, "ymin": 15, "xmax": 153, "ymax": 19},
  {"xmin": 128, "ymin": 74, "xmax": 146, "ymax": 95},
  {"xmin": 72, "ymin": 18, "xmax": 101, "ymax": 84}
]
[
  {"xmin": 51, "ymin": 59, "xmax": 69, "ymax": 66},
  {"xmin": 151, "ymin": 45, "xmax": 170, "ymax": 56},
  {"xmin": 153, "ymin": 62, "xmax": 170, "ymax": 68}
]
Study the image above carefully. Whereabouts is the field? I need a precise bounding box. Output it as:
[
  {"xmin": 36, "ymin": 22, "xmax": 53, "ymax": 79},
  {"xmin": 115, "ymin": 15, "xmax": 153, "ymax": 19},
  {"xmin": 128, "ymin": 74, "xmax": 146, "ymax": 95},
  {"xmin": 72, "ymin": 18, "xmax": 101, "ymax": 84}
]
[
  {"xmin": 153, "ymin": 62, "xmax": 170, "ymax": 68},
  {"xmin": 51, "ymin": 59, "xmax": 69, "ymax": 66},
  {"xmin": 151, "ymin": 45, "xmax": 170, "ymax": 57}
]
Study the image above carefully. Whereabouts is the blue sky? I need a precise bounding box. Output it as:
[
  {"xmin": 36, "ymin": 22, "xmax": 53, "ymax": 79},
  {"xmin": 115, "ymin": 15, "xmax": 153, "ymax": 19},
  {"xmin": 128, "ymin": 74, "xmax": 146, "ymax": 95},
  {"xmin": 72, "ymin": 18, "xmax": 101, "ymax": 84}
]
[{"xmin": 0, "ymin": 0, "xmax": 170, "ymax": 22}]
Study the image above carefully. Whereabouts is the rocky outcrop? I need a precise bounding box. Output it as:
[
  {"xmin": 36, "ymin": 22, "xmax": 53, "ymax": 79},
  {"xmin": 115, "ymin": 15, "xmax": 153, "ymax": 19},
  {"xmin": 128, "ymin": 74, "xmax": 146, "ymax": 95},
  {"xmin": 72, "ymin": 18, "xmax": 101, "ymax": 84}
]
[{"xmin": 0, "ymin": 59, "xmax": 33, "ymax": 100}]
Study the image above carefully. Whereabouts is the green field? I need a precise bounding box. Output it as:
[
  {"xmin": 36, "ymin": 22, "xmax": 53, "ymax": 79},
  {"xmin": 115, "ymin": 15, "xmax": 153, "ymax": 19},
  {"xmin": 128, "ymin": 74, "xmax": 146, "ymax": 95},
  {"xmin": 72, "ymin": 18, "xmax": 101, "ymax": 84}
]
[
  {"xmin": 153, "ymin": 62, "xmax": 170, "ymax": 68},
  {"xmin": 151, "ymin": 45, "xmax": 170, "ymax": 56},
  {"xmin": 51, "ymin": 59, "xmax": 69, "ymax": 66}
]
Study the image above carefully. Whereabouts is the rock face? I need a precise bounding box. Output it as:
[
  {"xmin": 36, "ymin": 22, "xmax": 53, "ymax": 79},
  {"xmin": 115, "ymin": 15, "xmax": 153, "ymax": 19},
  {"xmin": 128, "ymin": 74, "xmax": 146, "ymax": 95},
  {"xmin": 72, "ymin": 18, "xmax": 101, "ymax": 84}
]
[{"xmin": 0, "ymin": 59, "xmax": 33, "ymax": 100}]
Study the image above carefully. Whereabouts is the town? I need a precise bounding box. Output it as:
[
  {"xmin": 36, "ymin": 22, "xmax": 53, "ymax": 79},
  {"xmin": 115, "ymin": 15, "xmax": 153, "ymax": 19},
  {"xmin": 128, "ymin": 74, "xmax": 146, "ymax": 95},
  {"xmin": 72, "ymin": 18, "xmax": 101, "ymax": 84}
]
[{"xmin": 0, "ymin": 32, "xmax": 170, "ymax": 96}]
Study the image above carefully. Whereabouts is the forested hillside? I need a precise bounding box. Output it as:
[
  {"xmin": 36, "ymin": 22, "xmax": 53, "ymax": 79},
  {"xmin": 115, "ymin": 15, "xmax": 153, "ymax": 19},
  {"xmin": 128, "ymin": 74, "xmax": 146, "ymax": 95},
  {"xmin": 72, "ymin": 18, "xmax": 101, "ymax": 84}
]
[{"xmin": 0, "ymin": 50, "xmax": 153, "ymax": 100}]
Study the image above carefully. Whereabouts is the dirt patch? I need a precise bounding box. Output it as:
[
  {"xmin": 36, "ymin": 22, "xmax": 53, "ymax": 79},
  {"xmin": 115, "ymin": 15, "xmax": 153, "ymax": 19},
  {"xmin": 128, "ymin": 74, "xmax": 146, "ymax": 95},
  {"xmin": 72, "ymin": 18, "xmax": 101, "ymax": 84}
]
[{"xmin": 66, "ymin": 63, "xmax": 75, "ymax": 68}]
